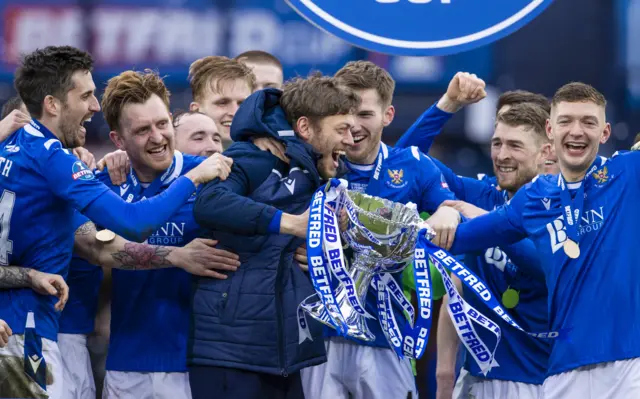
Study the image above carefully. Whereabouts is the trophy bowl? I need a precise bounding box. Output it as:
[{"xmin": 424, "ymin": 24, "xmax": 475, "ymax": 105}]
[{"xmin": 301, "ymin": 185, "xmax": 431, "ymax": 342}]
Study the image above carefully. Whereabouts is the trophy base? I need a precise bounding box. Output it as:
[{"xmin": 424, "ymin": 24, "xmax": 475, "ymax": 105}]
[{"xmin": 303, "ymin": 299, "xmax": 376, "ymax": 342}]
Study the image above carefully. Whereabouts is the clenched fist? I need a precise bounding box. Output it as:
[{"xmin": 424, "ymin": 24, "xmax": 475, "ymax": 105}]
[
  {"xmin": 186, "ymin": 153, "xmax": 234, "ymax": 186},
  {"xmin": 438, "ymin": 72, "xmax": 487, "ymax": 113}
]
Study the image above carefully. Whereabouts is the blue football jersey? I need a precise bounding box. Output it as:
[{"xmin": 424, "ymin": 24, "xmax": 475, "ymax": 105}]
[
  {"xmin": 103, "ymin": 151, "xmax": 204, "ymax": 372},
  {"xmin": 326, "ymin": 143, "xmax": 456, "ymax": 348},
  {"xmin": 0, "ymin": 120, "xmax": 110, "ymax": 341},
  {"xmin": 435, "ymin": 160, "xmax": 549, "ymax": 383},
  {"xmin": 452, "ymin": 153, "xmax": 639, "ymax": 376}
]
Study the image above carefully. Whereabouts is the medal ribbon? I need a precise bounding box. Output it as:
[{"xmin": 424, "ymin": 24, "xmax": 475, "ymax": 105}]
[{"xmin": 557, "ymin": 158, "xmax": 602, "ymax": 245}]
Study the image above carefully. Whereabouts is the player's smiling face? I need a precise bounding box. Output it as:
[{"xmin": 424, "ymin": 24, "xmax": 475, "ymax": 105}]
[
  {"xmin": 190, "ymin": 78, "xmax": 252, "ymax": 145},
  {"xmin": 548, "ymin": 101, "xmax": 611, "ymax": 180},
  {"xmin": 298, "ymin": 114, "xmax": 355, "ymax": 179},
  {"xmin": 491, "ymin": 122, "xmax": 544, "ymax": 194},
  {"xmin": 58, "ymin": 70, "xmax": 100, "ymax": 148},
  {"xmin": 113, "ymin": 94, "xmax": 175, "ymax": 181},
  {"xmin": 346, "ymin": 89, "xmax": 394, "ymax": 165}
]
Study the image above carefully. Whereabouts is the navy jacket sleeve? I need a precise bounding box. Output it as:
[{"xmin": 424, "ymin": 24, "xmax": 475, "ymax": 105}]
[
  {"xmin": 395, "ymin": 103, "xmax": 453, "ymax": 153},
  {"xmin": 193, "ymin": 143, "xmax": 280, "ymax": 236},
  {"xmin": 450, "ymin": 188, "xmax": 528, "ymax": 255}
]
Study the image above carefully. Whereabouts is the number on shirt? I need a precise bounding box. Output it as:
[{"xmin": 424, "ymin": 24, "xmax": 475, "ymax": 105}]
[{"xmin": 0, "ymin": 190, "xmax": 15, "ymax": 265}]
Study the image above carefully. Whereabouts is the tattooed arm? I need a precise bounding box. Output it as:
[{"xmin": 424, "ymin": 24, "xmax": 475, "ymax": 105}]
[
  {"xmin": 0, "ymin": 267, "xmax": 69, "ymax": 311},
  {"xmin": 0, "ymin": 267, "xmax": 31, "ymax": 289},
  {"xmin": 73, "ymin": 221, "xmax": 240, "ymax": 278}
]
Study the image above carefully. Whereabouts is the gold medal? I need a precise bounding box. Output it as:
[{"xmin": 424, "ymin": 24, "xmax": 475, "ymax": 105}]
[
  {"xmin": 502, "ymin": 288, "xmax": 519, "ymax": 309},
  {"xmin": 563, "ymin": 239, "xmax": 580, "ymax": 259},
  {"xmin": 96, "ymin": 229, "xmax": 116, "ymax": 243}
]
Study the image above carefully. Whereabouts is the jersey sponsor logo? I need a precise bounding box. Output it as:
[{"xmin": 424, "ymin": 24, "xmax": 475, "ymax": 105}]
[
  {"xmin": 286, "ymin": 0, "xmax": 554, "ymax": 56},
  {"xmin": 147, "ymin": 222, "xmax": 186, "ymax": 246},
  {"xmin": 546, "ymin": 207, "xmax": 606, "ymax": 253},
  {"xmin": 4, "ymin": 144, "xmax": 19, "ymax": 153},
  {"xmin": 386, "ymin": 169, "xmax": 407, "ymax": 188},
  {"xmin": 71, "ymin": 161, "xmax": 93, "ymax": 181}
]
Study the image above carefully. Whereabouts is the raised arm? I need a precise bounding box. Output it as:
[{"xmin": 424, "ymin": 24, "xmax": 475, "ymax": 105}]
[
  {"xmin": 396, "ymin": 72, "xmax": 486, "ymax": 153},
  {"xmin": 43, "ymin": 144, "xmax": 232, "ymax": 243}
]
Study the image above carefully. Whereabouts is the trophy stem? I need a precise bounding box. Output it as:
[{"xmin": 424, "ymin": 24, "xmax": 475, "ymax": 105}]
[{"xmin": 302, "ymin": 256, "xmax": 377, "ymax": 342}]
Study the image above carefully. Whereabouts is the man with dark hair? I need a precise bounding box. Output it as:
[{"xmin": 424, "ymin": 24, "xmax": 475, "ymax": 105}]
[
  {"xmin": 0, "ymin": 96, "xmax": 30, "ymax": 142},
  {"xmin": 189, "ymin": 74, "xmax": 359, "ymax": 399},
  {"xmin": 0, "ymin": 45, "xmax": 233, "ymax": 398},
  {"xmin": 1, "ymin": 96, "xmax": 27, "ymax": 120},
  {"xmin": 442, "ymin": 82, "xmax": 640, "ymax": 398},
  {"xmin": 234, "ymin": 50, "xmax": 284, "ymax": 91}
]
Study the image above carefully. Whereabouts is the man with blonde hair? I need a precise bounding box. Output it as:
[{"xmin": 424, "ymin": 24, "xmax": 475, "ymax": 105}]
[
  {"xmin": 188, "ymin": 56, "xmax": 256, "ymax": 148},
  {"xmin": 234, "ymin": 50, "xmax": 284, "ymax": 91}
]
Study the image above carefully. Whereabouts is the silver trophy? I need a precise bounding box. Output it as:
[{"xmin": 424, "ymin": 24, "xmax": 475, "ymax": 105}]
[{"xmin": 301, "ymin": 186, "xmax": 435, "ymax": 342}]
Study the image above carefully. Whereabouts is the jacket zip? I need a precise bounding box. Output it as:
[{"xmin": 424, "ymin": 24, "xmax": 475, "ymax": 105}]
[{"xmin": 275, "ymin": 250, "xmax": 288, "ymax": 377}]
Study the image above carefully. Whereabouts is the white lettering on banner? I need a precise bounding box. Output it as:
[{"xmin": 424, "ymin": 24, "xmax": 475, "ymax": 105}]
[
  {"xmin": 434, "ymin": 250, "xmax": 492, "ymax": 301},
  {"xmin": 5, "ymin": 6, "xmax": 222, "ymax": 64},
  {"xmin": 5, "ymin": 7, "xmax": 83, "ymax": 61},
  {"xmin": 91, "ymin": 8, "xmax": 222, "ymax": 64},
  {"xmin": 308, "ymin": 193, "xmax": 323, "ymax": 248}
]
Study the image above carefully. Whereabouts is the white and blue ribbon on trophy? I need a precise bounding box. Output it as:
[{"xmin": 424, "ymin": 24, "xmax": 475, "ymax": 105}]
[{"xmin": 298, "ymin": 179, "xmax": 373, "ymax": 342}]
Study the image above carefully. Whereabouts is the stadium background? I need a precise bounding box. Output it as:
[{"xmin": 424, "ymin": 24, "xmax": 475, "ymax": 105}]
[{"xmin": 0, "ymin": 0, "xmax": 639, "ymax": 397}]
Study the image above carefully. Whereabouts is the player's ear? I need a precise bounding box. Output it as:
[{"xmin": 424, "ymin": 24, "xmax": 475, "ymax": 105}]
[
  {"xmin": 383, "ymin": 105, "xmax": 395, "ymax": 127},
  {"xmin": 545, "ymin": 118, "xmax": 553, "ymax": 141},
  {"xmin": 42, "ymin": 95, "xmax": 60, "ymax": 118},
  {"xmin": 189, "ymin": 102, "xmax": 200, "ymax": 113},
  {"xmin": 540, "ymin": 142, "xmax": 551, "ymax": 164},
  {"xmin": 109, "ymin": 130, "xmax": 125, "ymax": 150},
  {"xmin": 600, "ymin": 122, "xmax": 611, "ymax": 144},
  {"xmin": 296, "ymin": 116, "xmax": 311, "ymax": 141}
]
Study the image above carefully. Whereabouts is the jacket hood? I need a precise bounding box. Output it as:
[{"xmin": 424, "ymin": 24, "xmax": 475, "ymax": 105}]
[
  {"xmin": 230, "ymin": 88, "xmax": 350, "ymax": 183},
  {"xmin": 231, "ymin": 88, "xmax": 298, "ymax": 143}
]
